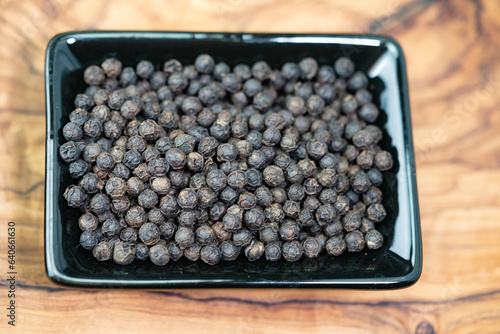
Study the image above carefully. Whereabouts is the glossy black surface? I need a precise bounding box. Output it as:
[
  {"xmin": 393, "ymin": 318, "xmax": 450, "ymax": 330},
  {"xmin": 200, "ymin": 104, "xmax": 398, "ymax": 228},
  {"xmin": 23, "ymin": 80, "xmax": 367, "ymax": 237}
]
[{"xmin": 45, "ymin": 31, "xmax": 421, "ymax": 288}]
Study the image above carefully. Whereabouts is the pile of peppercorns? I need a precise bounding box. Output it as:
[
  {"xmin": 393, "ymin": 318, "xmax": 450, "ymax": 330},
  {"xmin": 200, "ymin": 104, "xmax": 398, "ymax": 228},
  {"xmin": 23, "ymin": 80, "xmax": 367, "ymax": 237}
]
[{"xmin": 59, "ymin": 53, "xmax": 393, "ymax": 266}]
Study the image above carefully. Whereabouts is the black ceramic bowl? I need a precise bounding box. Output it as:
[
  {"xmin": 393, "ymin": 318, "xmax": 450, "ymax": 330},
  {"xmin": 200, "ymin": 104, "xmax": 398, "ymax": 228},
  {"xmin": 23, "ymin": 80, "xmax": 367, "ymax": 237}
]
[{"xmin": 45, "ymin": 31, "xmax": 421, "ymax": 288}]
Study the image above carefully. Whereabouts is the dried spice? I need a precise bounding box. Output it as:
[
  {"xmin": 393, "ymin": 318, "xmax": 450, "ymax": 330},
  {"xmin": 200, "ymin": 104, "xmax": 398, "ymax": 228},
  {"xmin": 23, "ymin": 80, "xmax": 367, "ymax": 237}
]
[{"xmin": 61, "ymin": 54, "xmax": 393, "ymax": 266}]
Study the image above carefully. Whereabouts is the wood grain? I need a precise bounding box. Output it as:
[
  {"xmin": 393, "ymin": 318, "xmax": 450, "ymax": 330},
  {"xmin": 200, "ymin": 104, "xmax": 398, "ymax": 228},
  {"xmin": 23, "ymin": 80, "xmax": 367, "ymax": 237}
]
[{"xmin": 1, "ymin": 0, "xmax": 500, "ymax": 332}]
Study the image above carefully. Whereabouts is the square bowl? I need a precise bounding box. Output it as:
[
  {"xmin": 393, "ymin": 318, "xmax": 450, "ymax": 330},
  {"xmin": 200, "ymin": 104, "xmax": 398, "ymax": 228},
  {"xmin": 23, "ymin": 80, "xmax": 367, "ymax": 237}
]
[{"xmin": 45, "ymin": 31, "xmax": 421, "ymax": 288}]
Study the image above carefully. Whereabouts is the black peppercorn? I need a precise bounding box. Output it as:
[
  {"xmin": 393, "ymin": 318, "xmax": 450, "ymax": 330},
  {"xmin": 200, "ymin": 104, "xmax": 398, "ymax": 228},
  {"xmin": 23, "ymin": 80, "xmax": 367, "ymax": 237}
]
[
  {"xmin": 78, "ymin": 212, "xmax": 98, "ymax": 231},
  {"xmin": 217, "ymin": 241, "xmax": 238, "ymax": 261},
  {"xmin": 244, "ymin": 239, "xmax": 265, "ymax": 261},
  {"xmin": 233, "ymin": 229, "xmax": 252, "ymax": 247},
  {"xmin": 133, "ymin": 243, "xmax": 149, "ymax": 261},
  {"xmin": 184, "ymin": 243, "xmax": 202, "ymax": 261},
  {"xmin": 147, "ymin": 158, "xmax": 169, "ymax": 177},
  {"xmin": 345, "ymin": 230, "xmax": 365, "ymax": 252},
  {"xmin": 102, "ymin": 217, "xmax": 121, "ymax": 238},
  {"xmin": 352, "ymin": 130, "xmax": 374, "ymax": 149},
  {"xmin": 253, "ymin": 90, "xmax": 274, "ymax": 112},
  {"xmin": 363, "ymin": 186, "xmax": 383, "ymax": 206},
  {"xmin": 69, "ymin": 159, "xmax": 89, "ymax": 179},
  {"xmin": 336, "ymin": 174, "xmax": 350, "ymax": 194},
  {"xmin": 264, "ymin": 241, "xmax": 281, "ymax": 261},
  {"xmin": 279, "ymin": 220, "xmax": 300, "ymax": 241},
  {"xmin": 334, "ymin": 57, "xmax": 355, "ymax": 77},
  {"xmin": 306, "ymin": 95, "xmax": 325, "ymax": 117},
  {"xmin": 259, "ymin": 223, "xmax": 279, "ymax": 244},
  {"xmin": 195, "ymin": 54, "xmax": 215, "ymax": 74},
  {"xmin": 81, "ymin": 172, "xmax": 103, "ymax": 194},
  {"xmin": 175, "ymin": 227, "xmax": 195, "ymax": 249},
  {"xmin": 223, "ymin": 212, "xmax": 242, "ymax": 233},
  {"xmin": 126, "ymin": 177, "xmax": 145, "ymax": 197},
  {"xmin": 374, "ymin": 150, "xmax": 393, "ymax": 171},
  {"xmin": 262, "ymin": 127, "xmax": 281, "ymax": 147},
  {"xmin": 365, "ymin": 229, "xmax": 383, "ymax": 250},
  {"xmin": 318, "ymin": 188, "xmax": 337, "ymax": 205},
  {"xmin": 105, "ymin": 177, "xmax": 127, "ymax": 198},
  {"xmin": 113, "ymin": 241, "xmax": 135, "ymax": 265},
  {"xmin": 124, "ymin": 205, "xmax": 147, "ymax": 228},
  {"xmin": 334, "ymin": 195, "xmax": 350, "ymax": 215},
  {"xmin": 352, "ymin": 171, "xmax": 372, "ymax": 193},
  {"xmin": 264, "ymin": 203, "xmax": 284, "ymax": 223},
  {"xmin": 157, "ymin": 221, "xmax": 175, "ymax": 239},
  {"xmin": 243, "ymin": 207, "xmax": 265, "ymax": 230},
  {"xmin": 324, "ymin": 220, "xmax": 343, "ymax": 237},
  {"xmin": 281, "ymin": 240, "xmax": 303, "ymax": 262},
  {"xmin": 63, "ymin": 122, "xmax": 84, "ymax": 141},
  {"xmin": 93, "ymin": 241, "xmax": 113, "ymax": 261},
  {"xmin": 283, "ymin": 200, "xmax": 300, "ymax": 218},
  {"xmin": 150, "ymin": 177, "xmax": 171, "ymax": 195},
  {"xmin": 217, "ymin": 143, "xmax": 237, "ymax": 162},
  {"xmin": 74, "ymin": 93, "xmax": 94, "ymax": 110},
  {"xmin": 136, "ymin": 60, "xmax": 155, "ymax": 79},
  {"xmin": 210, "ymin": 222, "xmax": 229, "ymax": 243},
  {"xmin": 164, "ymin": 148, "xmax": 187, "ymax": 170},
  {"xmin": 238, "ymin": 191, "xmax": 257, "ymax": 210},
  {"xmin": 149, "ymin": 244, "xmax": 170, "ymax": 266},
  {"xmin": 262, "ymin": 165, "xmax": 285, "ymax": 187},
  {"xmin": 119, "ymin": 227, "xmax": 138, "ymax": 244},
  {"xmin": 84, "ymin": 65, "xmax": 104, "ymax": 86},
  {"xmin": 342, "ymin": 210, "xmax": 362, "ymax": 232},
  {"xmin": 326, "ymin": 236, "xmax": 346, "ymax": 256},
  {"xmin": 367, "ymin": 168, "xmax": 384, "ymax": 186},
  {"xmin": 270, "ymin": 187, "xmax": 287, "ymax": 204},
  {"xmin": 303, "ymin": 195, "xmax": 321, "ymax": 212},
  {"xmin": 167, "ymin": 242, "xmax": 183, "ymax": 261},
  {"xmin": 69, "ymin": 108, "xmax": 89, "ymax": 126},
  {"xmin": 358, "ymin": 103, "xmax": 379, "ymax": 123},
  {"xmin": 247, "ymin": 150, "xmax": 268, "ymax": 169},
  {"xmin": 79, "ymin": 230, "xmax": 98, "ymax": 250},
  {"xmin": 101, "ymin": 57, "xmax": 122, "ymax": 78},
  {"xmin": 122, "ymin": 150, "xmax": 143, "ymax": 170},
  {"xmin": 91, "ymin": 105, "xmax": 111, "ymax": 123},
  {"xmin": 297, "ymin": 57, "xmax": 318, "ymax": 80},
  {"xmin": 138, "ymin": 189, "xmax": 159, "ymax": 209},
  {"xmin": 89, "ymin": 193, "xmax": 110, "ymax": 214},
  {"xmin": 304, "ymin": 178, "xmax": 322, "ymax": 195},
  {"xmin": 302, "ymin": 237, "xmax": 321, "ymax": 258},
  {"xmin": 138, "ymin": 223, "xmax": 161, "ymax": 245},
  {"xmin": 177, "ymin": 209, "xmax": 198, "ymax": 227},
  {"xmin": 195, "ymin": 225, "xmax": 215, "ymax": 245},
  {"xmin": 163, "ymin": 58, "xmax": 183, "ymax": 75},
  {"xmin": 206, "ymin": 169, "xmax": 227, "ymax": 192},
  {"xmin": 367, "ymin": 203, "xmax": 387, "ymax": 222},
  {"xmin": 200, "ymin": 244, "xmax": 221, "ymax": 265}
]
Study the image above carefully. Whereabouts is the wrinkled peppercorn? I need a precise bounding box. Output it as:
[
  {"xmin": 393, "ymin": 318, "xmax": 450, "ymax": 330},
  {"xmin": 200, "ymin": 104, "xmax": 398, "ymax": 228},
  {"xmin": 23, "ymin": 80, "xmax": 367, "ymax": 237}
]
[
  {"xmin": 113, "ymin": 241, "xmax": 135, "ymax": 265},
  {"xmin": 282, "ymin": 240, "xmax": 303, "ymax": 262},
  {"xmin": 138, "ymin": 223, "xmax": 161, "ymax": 245},
  {"xmin": 175, "ymin": 227, "xmax": 195, "ymax": 249},
  {"xmin": 326, "ymin": 236, "xmax": 346, "ymax": 256},
  {"xmin": 345, "ymin": 230, "xmax": 365, "ymax": 252},
  {"xmin": 200, "ymin": 244, "xmax": 221, "ymax": 265},
  {"xmin": 244, "ymin": 239, "xmax": 265, "ymax": 261},
  {"xmin": 149, "ymin": 244, "xmax": 170, "ymax": 266}
]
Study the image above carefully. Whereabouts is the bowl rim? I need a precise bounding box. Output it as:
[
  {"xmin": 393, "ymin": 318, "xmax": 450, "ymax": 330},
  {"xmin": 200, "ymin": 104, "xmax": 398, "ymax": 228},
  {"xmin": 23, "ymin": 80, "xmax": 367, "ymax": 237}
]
[{"xmin": 45, "ymin": 31, "xmax": 422, "ymax": 289}]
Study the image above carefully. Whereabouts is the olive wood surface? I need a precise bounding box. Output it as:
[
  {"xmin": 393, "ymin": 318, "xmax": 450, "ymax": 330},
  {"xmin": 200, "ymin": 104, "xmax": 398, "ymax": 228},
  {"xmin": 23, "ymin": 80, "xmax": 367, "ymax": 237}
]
[{"xmin": 1, "ymin": 0, "xmax": 499, "ymax": 333}]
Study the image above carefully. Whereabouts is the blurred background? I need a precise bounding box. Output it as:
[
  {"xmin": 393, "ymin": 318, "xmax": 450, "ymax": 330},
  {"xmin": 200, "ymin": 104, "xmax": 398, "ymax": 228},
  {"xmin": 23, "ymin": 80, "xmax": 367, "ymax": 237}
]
[{"xmin": 1, "ymin": 0, "xmax": 500, "ymax": 333}]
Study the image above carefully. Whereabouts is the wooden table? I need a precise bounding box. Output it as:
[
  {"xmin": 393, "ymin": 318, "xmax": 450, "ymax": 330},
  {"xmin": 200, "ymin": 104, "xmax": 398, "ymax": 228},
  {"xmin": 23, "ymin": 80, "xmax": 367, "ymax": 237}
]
[{"xmin": 1, "ymin": 0, "xmax": 500, "ymax": 332}]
